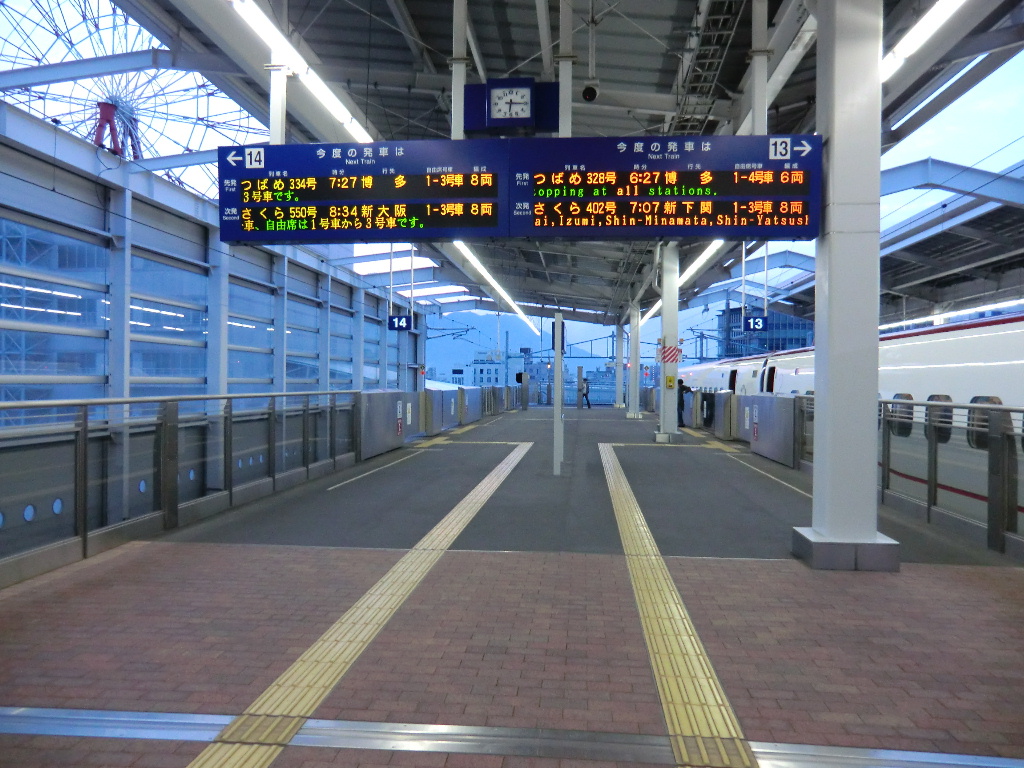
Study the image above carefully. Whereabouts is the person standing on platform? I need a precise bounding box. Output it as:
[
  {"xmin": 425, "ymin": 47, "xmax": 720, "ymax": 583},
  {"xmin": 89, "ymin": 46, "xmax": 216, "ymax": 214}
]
[{"xmin": 582, "ymin": 378, "xmax": 591, "ymax": 408}]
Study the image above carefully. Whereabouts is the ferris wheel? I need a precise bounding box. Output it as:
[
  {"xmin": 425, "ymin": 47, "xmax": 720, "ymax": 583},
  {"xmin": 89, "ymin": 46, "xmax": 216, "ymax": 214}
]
[{"xmin": 0, "ymin": 0, "xmax": 268, "ymax": 198}]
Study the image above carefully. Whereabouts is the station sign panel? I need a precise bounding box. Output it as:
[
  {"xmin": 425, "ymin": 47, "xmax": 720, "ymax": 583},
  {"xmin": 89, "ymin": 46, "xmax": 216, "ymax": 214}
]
[
  {"xmin": 218, "ymin": 135, "xmax": 821, "ymax": 243},
  {"xmin": 508, "ymin": 134, "xmax": 821, "ymax": 240},
  {"xmin": 218, "ymin": 139, "xmax": 508, "ymax": 243}
]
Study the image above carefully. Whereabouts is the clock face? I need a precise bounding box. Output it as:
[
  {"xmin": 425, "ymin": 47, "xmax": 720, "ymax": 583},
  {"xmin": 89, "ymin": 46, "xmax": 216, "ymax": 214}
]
[{"xmin": 489, "ymin": 86, "xmax": 532, "ymax": 119}]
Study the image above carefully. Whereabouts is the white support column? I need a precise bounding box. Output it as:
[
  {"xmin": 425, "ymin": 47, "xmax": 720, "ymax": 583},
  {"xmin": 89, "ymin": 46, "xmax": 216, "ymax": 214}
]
[
  {"xmin": 451, "ymin": 0, "xmax": 468, "ymax": 140},
  {"xmin": 793, "ymin": 0, "xmax": 898, "ymax": 572},
  {"xmin": 557, "ymin": 0, "xmax": 574, "ymax": 137},
  {"xmin": 614, "ymin": 324, "xmax": 624, "ymax": 408},
  {"xmin": 318, "ymin": 271, "xmax": 331, "ymax": 391},
  {"xmin": 626, "ymin": 304, "xmax": 641, "ymax": 419},
  {"xmin": 268, "ymin": 51, "xmax": 290, "ymax": 145},
  {"xmin": 107, "ymin": 188, "xmax": 132, "ymax": 521},
  {"xmin": 272, "ymin": 252, "xmax": 288, "ymax": 391},
  {"xmin": 657, "ymin": 241, "xmax": 679, "ymax": 438},
  {"xmin": 553, "ymin": 312, "xmax": 564, "ymax": 475},
  {"xmin": 206, "ymin": 228, "xmax": 230, "ymax": 492},
  {"xmin": 353, "ymin": 287, "xmax": 366, "ymax": 390},
  {"xmin": 751, "ymin": 0, "xmax": 769, "ymax": 135}
]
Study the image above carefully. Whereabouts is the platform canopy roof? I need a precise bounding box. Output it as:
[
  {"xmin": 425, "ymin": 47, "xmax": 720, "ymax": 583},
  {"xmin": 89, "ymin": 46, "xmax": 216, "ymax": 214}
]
[{"xmin": 66, "ymin": 0, "xmax": 1024, "ymax": 324}]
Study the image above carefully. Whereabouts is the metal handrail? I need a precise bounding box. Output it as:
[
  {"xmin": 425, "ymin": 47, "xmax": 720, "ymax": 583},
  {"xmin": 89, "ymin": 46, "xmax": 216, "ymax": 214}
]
[{"xmin": 0, "ymin": 388, "xmax": 361, "ymax": 411}]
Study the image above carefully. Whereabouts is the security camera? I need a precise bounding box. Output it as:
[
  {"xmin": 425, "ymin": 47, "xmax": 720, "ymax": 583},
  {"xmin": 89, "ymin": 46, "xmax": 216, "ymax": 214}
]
[{"xmin": 581, "ymin": 80, "xmax": 599, "ymax": 102}]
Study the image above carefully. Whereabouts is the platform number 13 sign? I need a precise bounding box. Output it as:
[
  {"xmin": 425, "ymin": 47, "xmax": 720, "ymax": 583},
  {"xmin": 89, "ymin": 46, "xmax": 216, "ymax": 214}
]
[{"xmin": 768, "ymin": 137, "xmax": 790, "ymax": 160}]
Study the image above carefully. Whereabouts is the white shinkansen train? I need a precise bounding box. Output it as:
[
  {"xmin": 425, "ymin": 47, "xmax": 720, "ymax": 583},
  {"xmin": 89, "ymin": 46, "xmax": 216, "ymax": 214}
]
[{"xmin": 677, "ymin": 313, "xmax": 1024, "ymax": 408}]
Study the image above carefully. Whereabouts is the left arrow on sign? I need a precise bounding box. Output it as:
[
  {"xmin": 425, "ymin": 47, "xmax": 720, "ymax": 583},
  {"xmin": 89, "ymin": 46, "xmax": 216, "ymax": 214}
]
[{"xmin": 226, "ymin": 151, "xmax": 241, "ymax": 166}]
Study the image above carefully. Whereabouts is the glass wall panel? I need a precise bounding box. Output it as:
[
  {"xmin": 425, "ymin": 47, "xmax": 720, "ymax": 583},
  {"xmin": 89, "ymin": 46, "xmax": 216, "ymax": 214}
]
[
  {"xmin": 0, "ymin": 330, "xmax": 105, "ymax": 375},
  {"xmin": 0, "ymin": 218, "xmax": 107, "ymax": 284},
  {"xmin": 0, "ymin": 273, "xmax": 107, "ymax": 330},
  {"xmin": 287, "ymin": 298, "xmax": 318, "ymax": 328},
  {"xmin": 287, "ymin": 356, "xmax": 318, "ymax": 382},
  {"xmin": 228, "ymin": 318, "xmax": 274, "ymax": 348},
  {"xmin": 330, "ymin": 310, "xmax": 353, "ymax": 337},
  {"xmin": 330, "ymin": 335, "xmax": 353, "ymax": 359},
  {"xmin": 131, "ymin": 255, "xmax": 207, "ymax": 305},
  {"xmin": 130, "ymin": 341, "xmax": 204, "ymax": 377},
  {"xmin": 286, "ymin": 327, "xmax": 318, "ymax": 354},
  {"xmin": 129, "ymin": 297, "xmax": 206, "ymax": 341},
  {"xmin": 229, "ymin": 350, "xmax": 273, "ymax": 379},
  {"xmin": 229, "ymin": 281, "xmax": 273, "ymax": 319}
]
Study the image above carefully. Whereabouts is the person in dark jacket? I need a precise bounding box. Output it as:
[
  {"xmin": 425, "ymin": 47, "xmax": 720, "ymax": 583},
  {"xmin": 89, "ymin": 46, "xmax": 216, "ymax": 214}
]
[{"xmin": 582, "ymin": 378, "xmax": 591, "ymax": 408}]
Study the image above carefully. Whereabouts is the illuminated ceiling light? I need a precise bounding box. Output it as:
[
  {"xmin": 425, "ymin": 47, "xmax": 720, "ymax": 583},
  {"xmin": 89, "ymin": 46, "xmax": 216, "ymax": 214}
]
[
  {"xmin": 638, "ymin": 299, "xmax": 662, "ymax": 327},
  {"xmin": 878, "ymin": 297, "xmax": 1024, "ymax": 331},
  {"xmin": 880, "ymin": 0, "xmax": 969, "ymax": 82},
  {"xmin": 352, "ymin": 256, "xmax": 438, "ymax": 276},
  {"xmin": 230, "ymin": 0, "xmax": 372, "ymax": 143},
  {"xmin": 436, "ymin": 295, "xmax": 476, "ymax": 304},
  {"xmin": 452, "ymin": 241, "xmax": 540, "ymax": 335},
  {"xmin": 679, "ymin": 239, "xmax": 726, "ymax": 288},
  {"xmin": 637, "ymin": 239, "xmax": 726, "ymax": 328},
  {"xmin": 398, "ymin": 285, "xmax": 468, "ymax": 298}
]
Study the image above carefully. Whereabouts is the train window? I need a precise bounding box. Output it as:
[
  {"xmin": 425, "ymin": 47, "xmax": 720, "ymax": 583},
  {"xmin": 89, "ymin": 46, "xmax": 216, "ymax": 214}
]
[
  {"xmin": 728, "ymin": 369, "xmax": 737, "ymax": 391},
  {"xmin": 766, "ymin": 366, "xmax": 777, "ymax": 392},
  {"xmin": 967, "ymin": 396, "xmax": 1002, "ymax": 450},
  {"xmin": 925, "ymin": 395, "xmax": 953, "ymax": 445},
  {"xmin": 888, "ymin": 394, "xmax": 914, "ymax": 437}
]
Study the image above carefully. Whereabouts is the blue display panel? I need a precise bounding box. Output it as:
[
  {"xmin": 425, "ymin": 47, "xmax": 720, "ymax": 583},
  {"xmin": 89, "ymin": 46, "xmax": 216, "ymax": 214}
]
[
  {"xmin": 218, "ymin": 135, "xmax": 821, "ymax": 243},
  {"xmin": 506, "ymin": 135, "xmax": 821, "ymax": 240},
  {"xmin": 218, "ymin": 140, "xmax": 508, "ymax": 243}
]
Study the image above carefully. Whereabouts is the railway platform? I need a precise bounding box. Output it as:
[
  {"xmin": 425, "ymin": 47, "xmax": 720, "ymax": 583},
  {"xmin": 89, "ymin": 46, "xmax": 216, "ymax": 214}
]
[{"xmin": 1, "ymin": 407, "xmax": 1022, "ymax": 768}]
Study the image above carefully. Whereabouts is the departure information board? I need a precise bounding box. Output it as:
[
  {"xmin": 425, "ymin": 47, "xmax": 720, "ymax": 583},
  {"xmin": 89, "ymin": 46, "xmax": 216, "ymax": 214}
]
[
  {"xmin": 218, "ymin": 140, "xmax": 507, "ymax": 243},
  {"xmin": 507, "ymin": 135, "xmax": 821, "ymax": 240},
  {"xmin": 218, "ymin": 135, "xmax": 821, "ymax": 243}
]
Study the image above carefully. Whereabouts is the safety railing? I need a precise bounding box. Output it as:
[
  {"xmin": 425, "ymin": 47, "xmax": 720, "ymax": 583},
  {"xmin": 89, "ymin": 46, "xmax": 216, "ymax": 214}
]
[
  {"xmin": 875, "ymin": 397, "xmax": 1022, "ymax": 554},
  {"xmin": 0, "ymin": 390, "xmax": 356, "ymax": 565}
]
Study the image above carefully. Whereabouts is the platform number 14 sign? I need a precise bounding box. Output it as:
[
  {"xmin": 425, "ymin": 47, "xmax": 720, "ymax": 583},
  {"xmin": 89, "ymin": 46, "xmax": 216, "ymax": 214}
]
[{"xmin": 388, "ymin": 315, "xmax": 412, "ymax": 331}]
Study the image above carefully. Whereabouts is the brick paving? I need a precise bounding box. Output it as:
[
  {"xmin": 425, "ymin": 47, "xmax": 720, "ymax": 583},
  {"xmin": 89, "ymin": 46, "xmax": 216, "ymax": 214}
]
[
  {"xmin": 0, "ymin": 734, "xmax": 206, "ymax": 768},
  {"xmin": 314, "ymin": 551, "xmax": 666, "ymax": 736},
  {"xmin": 0, "ymin": 541, "xmax": 402, "ymax": 715},
  {"xmin": 271, "ymin": 749, "xmax": 668, "ymax": 768},
  {"xmin": 668, "ymin": 557, "xmax": 1024, "ymax": 758}
]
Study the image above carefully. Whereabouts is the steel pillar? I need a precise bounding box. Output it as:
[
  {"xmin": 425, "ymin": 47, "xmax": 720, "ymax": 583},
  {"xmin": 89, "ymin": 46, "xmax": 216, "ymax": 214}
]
[
  {"xmin": 627, "ymin": 304, "xmax": 641, "ymax": 419},
  {"xmin": 657, "ymin": 241, "xmax": 679, "ymax": 436},
  {"xmin": 793, "ymin": 0, "xmax": 898, "ymax": 571},
  {"xmin": 614, "ymin": 324, "xmax": 625, "ymax": 407}
]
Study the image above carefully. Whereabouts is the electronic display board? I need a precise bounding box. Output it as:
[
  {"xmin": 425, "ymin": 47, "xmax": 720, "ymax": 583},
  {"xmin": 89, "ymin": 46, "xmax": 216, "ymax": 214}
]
[
  {"xmin": 218, "ymin": 135, "xmax": 821, "ymax": 243},
  {"xmin": 218, "ymin": 139, "xmax": 508, "ymax": 243},
  {"xmin": 505, "ymin": 134, "xmax": 821, "ymax": 240}
]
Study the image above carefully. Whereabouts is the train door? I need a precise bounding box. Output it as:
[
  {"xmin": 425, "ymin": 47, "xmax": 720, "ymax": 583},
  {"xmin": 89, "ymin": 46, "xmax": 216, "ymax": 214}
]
[
  {"xmin": 727, "ymin": 369, "xmax": 737, "ymax": 392},
  {"xmin": 760, "ymin": 365, "xmax": 777, "ymax": 392}
]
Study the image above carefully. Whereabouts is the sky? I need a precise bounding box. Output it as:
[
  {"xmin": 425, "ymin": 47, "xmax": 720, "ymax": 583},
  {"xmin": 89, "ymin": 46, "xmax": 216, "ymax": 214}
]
[{"xmin": 425, "ymin": 49, "xmax": 1024, "ymax": 379}]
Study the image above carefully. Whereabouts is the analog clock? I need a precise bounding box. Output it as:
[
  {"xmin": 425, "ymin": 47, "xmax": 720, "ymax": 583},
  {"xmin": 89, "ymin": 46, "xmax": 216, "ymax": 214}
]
[
  {"xmin": 490, "ymin": 86, "xmax": 531, "ymax": 119},
  {"xmin": 485, "ymin": 78, "xmax": 535, "ymax": 128}
]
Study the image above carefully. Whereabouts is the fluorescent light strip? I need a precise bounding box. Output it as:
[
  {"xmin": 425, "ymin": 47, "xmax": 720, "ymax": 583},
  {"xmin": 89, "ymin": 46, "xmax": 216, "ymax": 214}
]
[
  {"xmin": 231, "ymin": 0, "xmax": 372, "ymax": 143},
  {"xmin": 639, "ymin": 299, "xmax": 662, "ymax": 328},
  {"xmin": 881, "ymin": 0, "xmax": 969, "ymax": 82},
  {"xmin": 639, "ymin": 239, "xmax": 726, "ymax": 327},
  {"xmin": 452, "ymin": 241, "xmax": 540, "ymax": 335},
  {"xmin": 879, "ymin": 298, "xmax": 1024, "ymax": 331}
]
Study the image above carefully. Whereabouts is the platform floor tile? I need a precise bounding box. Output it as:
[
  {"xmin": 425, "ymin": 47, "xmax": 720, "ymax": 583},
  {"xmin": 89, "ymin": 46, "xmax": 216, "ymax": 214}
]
[
  {"xmin": 313, "ymin": 550, "xmax": 666, "ymax": 737},
  {"xmin": 666, "ymin": 557, "xmax": 1024, "ymax": 759}
]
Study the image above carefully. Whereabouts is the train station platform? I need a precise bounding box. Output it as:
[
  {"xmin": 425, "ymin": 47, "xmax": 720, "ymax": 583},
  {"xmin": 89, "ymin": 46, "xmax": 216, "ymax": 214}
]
[{"xmin": 1, "ymin": 407, "xmax": 1022, "ymax": 768}]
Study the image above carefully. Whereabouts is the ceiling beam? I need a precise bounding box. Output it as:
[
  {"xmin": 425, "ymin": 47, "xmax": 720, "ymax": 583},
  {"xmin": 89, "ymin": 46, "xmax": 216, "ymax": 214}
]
[{"xmin": 0, "ymin": 49, "xmax": 242, "ymax": 90}]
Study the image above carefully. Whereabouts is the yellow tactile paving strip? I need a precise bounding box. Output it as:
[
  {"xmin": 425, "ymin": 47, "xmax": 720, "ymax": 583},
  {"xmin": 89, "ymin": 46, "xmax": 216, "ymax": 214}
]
[
  {"xmin": 186, "ymin": 442, "xmax": 533, "ymax": 768},
  {"xmin": 599, "ymin": 443, "xmax": 757, "ymax": 768}
]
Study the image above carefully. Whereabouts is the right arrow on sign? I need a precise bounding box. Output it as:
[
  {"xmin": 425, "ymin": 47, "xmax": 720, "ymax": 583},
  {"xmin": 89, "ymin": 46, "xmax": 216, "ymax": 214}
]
[{"xmin": 795, "ymin": 140, "xmax": 813, "ymax": 156}]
